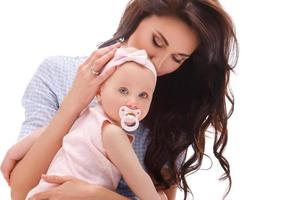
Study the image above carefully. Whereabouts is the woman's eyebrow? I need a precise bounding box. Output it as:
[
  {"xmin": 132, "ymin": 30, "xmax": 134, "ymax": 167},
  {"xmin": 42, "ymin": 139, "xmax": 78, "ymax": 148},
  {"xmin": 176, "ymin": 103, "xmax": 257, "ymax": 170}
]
[{"xmin": 156, "ymin": 31, "xmax": 190, "ymax": 57}]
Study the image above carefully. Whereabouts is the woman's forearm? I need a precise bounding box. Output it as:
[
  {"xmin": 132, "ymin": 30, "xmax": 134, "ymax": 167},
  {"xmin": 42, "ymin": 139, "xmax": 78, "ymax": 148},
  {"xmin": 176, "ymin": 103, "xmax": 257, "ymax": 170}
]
[
  {"xmin": 10, "ymin": 100, "xmax": 80, "ymax": 200},
  {"xmin": 9, "ymin": 126, "xmax": 47, "ymax": 160}
]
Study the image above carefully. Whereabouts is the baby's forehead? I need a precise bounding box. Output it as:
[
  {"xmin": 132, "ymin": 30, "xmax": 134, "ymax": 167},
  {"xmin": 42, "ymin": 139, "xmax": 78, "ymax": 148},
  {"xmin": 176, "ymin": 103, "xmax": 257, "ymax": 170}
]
[
  {"xmin": 116, "ymin": 61, "xmax": 156, "ymax": 79},
  {"xmin": 118, "ymin": 61, "xmax": 148, "ymax": 70},
  {"xmin": 113, "ymin": 63, "xmax": 156, "ymax": 90}
]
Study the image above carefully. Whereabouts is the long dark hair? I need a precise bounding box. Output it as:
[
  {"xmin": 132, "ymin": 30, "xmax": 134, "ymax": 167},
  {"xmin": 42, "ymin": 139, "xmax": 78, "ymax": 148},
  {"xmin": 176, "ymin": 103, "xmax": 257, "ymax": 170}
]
[{"xmin": 99, "ymin": 0, "xmax": 238, "ymax": 199}]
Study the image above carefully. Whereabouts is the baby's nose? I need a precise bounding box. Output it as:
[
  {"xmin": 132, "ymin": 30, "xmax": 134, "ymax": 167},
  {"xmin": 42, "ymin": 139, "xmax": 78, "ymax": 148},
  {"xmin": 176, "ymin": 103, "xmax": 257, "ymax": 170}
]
[{"xmin": 126, "ymin": 99, "xmax": 138, "ymax": 110}]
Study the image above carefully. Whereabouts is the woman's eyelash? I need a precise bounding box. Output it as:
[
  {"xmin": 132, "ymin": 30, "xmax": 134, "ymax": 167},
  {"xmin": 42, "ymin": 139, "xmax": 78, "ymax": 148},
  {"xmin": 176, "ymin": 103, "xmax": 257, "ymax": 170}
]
[
  {"xmin": 152, "ymin": 35, "xmax": 163, "ymax": 47},
  {"xmin": 152, "ymin": 34, "xmax": 182, "ymax": 64},
  {"xmin": 173, "ymin": 57, "xmax": 180, "ymax": 63},
  {"xmin": 172, "ymin": 55, "xmax": 182, "ymax": 63}
]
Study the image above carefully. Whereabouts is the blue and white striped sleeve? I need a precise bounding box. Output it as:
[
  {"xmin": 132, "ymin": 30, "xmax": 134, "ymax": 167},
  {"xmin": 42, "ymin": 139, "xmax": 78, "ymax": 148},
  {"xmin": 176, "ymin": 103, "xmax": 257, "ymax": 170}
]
[{"xmin": 18, "ymin": 58, "xmax": 60, "ymax": 139}]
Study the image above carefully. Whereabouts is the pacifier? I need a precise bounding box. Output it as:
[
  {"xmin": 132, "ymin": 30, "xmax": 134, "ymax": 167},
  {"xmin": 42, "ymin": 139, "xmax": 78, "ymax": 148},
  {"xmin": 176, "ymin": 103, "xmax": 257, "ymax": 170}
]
[{"xmin": 118, "ymin": 106, "xmax": 141, "ymax": 132}]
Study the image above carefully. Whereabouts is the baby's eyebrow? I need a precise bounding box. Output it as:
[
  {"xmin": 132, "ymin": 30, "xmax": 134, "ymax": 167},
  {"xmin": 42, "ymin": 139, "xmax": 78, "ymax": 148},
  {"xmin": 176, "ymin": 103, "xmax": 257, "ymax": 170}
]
[{"xmin": 141, "ymin": 87, "xmax": 154, "ymax": 94}]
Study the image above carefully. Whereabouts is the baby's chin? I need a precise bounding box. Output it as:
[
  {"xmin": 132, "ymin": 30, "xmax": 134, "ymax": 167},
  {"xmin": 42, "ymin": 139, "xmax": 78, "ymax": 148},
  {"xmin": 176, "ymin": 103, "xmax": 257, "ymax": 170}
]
[{"xmin": 107, "ymin": 116, "xmax": 120, "ymax": 126}]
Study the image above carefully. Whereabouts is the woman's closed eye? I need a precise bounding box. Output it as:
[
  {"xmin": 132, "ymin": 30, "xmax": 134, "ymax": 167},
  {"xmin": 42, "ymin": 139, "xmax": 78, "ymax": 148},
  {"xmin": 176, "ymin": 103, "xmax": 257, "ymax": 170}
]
[
  {"xmin": 118, "ymin": 87, "xmax": 129, "ymax": 95},
  {"xmin": 152, "ymin": 34, "xmax": 164, "ymax": 48},
  {"xmin": 152, "ymin": 34, "xmax": 184, "ymax": 64},
  {"xmin": 172, "ymin": 55, "xmax": 185, "ymax": 64}
]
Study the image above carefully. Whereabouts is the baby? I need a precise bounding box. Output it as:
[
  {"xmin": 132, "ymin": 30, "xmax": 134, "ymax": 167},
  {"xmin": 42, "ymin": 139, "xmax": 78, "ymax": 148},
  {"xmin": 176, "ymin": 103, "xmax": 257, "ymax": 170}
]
[{"xmin": 25, "ymin": 47, "xmax": 165, "ymax": 200}]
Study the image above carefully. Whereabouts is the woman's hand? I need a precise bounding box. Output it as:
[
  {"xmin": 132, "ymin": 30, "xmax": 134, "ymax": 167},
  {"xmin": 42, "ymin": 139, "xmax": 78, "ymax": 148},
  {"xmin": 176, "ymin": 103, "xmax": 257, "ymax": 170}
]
[
  {"xmin": 27, "ymin": 175, "xmax": 99, "ymax": 200},
  {"xmin": 1, "ymin": 150, "xmax": 18, "ymax": 185},
  {"xmin": 1, "ymin": 126, "xmax": 47, "ymax": 185},
  {"xmin": 62, "ymin": 42, "xmax": 121, "ymax": 116}
]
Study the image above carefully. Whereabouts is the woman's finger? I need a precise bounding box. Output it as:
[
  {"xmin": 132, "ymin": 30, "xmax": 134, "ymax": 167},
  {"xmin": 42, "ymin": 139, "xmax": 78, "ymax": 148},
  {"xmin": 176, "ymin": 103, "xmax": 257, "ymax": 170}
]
[
  {"xmin": 0, "ymin": 157, "xmax": 9, "ymax": 183},
  {"xmin": 91, "ymin": 47, "xmax": 118, "ymax": 72},
  {"xmin": 1, "ymin": 155, "xmax": 17, "ymax": 185},
  {"xmin": 95, "ymin": 65, "xmax": 116, "ymax": 85},
  {"xmin": 41, "ymin": 174, "xmax": 74, "ymax": 184},
  {"xmin": 82, "ymin": 42, "xmax": 121, "ymax": 67}
]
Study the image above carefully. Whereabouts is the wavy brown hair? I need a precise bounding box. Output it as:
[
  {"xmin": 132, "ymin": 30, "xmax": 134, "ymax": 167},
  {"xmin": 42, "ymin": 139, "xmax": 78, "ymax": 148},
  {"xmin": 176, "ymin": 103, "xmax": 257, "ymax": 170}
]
[{"xmin": 100, "ymin": 0, "xmax": 238, "ymax": 199}]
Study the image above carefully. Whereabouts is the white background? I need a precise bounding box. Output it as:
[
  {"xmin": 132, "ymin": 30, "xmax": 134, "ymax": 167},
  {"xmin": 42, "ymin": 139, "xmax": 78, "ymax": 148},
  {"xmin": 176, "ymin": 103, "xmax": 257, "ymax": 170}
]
[{"xmin": 0, "ymin": 1, "xmax": 299, "ymax": 199}]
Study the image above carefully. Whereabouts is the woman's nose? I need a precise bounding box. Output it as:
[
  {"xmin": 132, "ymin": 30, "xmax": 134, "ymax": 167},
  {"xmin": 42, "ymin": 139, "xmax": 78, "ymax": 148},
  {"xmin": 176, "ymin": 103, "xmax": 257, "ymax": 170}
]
[{"xmin": 150, "ymin": 55, "xmax": 163, "ymax": 73}]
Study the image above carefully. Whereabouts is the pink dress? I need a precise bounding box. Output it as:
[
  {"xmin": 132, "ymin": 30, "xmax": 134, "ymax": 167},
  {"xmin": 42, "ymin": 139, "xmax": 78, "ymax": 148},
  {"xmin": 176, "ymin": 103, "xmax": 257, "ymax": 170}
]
[{"xmin": 26, "ymin": 104, "xmax": 133, "ymax": 199}]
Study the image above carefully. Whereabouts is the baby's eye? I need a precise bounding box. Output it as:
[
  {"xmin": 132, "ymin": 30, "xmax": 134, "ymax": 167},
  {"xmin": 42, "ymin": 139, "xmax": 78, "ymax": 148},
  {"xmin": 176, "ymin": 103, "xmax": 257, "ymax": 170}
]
[
  {"xmin": 139, "ymin": 92, "xmax": 149, "ymax": 99},
  {"xmin": 119, "ymin": 87, "xmax": 129, "ymax": 95}
]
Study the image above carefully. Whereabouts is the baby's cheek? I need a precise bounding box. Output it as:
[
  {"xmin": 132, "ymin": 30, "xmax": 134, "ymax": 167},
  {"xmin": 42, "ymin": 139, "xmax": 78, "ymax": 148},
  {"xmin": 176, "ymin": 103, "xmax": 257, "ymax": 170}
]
[{"xmin": 141, "ymin": 106, "xmax": 151, "ymax": 119}]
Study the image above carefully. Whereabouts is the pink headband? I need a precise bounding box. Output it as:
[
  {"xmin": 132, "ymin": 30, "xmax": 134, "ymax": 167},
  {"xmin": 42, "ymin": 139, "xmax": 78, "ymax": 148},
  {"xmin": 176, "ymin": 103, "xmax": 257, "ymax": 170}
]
[{"xmin": 102, "ymin": 47, "xmax": 157, "ymax": 81}]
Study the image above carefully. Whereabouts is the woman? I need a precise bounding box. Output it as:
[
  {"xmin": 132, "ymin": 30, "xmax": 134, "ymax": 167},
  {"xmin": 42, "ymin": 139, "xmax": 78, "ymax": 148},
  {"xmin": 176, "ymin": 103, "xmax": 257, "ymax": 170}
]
[{"xmin": 3, "ymin": 0, "xmax": 238, "ymax": 199}]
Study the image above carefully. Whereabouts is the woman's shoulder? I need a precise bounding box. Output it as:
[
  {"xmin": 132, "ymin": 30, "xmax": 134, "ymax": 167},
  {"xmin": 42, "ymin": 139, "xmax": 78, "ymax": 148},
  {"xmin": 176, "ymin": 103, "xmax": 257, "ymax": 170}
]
[
  {"xmin": 34, "ymin": 55, "xmax": 87, "ymax": 104},
  {"xmin": 40, "ymin": 55, "xmax": 87, "ymax": 74}
]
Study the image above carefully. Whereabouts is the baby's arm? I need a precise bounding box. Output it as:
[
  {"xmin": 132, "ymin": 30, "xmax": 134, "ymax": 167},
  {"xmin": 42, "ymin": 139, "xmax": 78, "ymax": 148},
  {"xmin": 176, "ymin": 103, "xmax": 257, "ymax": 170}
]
[{"xmin": 102, "ymin": 123, "xmax": 161, "ymax": 200}]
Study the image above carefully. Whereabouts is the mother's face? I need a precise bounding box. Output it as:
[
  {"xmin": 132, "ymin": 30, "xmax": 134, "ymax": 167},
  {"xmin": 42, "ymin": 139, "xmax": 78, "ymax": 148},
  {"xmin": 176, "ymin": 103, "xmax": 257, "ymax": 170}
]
[{"xmin": 126, "ymin": 15, "xmax": 199, "ymax": 76}]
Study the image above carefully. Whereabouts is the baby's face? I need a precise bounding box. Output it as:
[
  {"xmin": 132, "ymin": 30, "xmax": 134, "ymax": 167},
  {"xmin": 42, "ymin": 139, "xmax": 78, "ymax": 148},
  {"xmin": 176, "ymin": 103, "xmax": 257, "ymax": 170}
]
[{"xmin": 97, "ymin": 61, "xmax": 156, "ymax": 124}]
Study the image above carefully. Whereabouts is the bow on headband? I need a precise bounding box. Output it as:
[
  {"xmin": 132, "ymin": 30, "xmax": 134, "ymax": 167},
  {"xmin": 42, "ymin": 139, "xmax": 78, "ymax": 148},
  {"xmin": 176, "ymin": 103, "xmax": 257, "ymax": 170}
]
[{"xmin": 102, "ymin": 47, "xmax": 157, "ymax": 80}]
